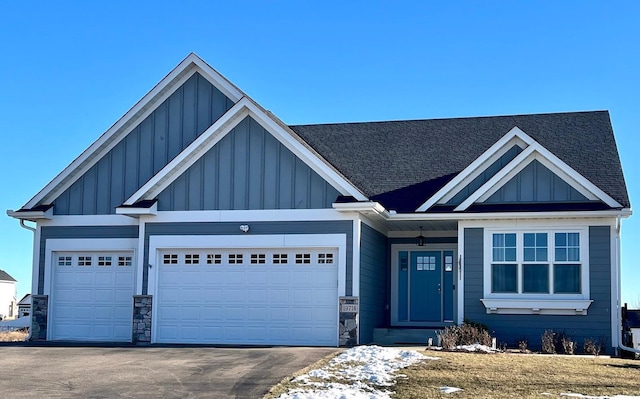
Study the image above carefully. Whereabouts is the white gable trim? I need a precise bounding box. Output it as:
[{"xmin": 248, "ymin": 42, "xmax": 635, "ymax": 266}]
[
  {"xmin": 454, "ymin": 140, "xmax": 622, "ymax": 211},
  {"xmin": 416, "ymin": 126, "xmax": 622, "ymax": 213},
  {"xmin": 23, "ymin": 53, "xmax": 243, "ymax": 210},
  {"xmin": 124, "ymin": 97, "xmax": 367, "ymax": 205},
  {"xmin": 416, "ymin": 127, "xmax": 533, "ymax": 212}
]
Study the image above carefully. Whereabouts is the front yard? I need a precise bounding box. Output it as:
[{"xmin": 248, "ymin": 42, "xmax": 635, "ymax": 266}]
[{"xmin": 267, "ymin": 346, "xmax": 640, "ymax": 399}]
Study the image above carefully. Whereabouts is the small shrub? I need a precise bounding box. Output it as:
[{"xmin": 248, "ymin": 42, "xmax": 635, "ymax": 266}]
[
  {"xmin": 438, "ymin": 325, "xmax": 459, "ymax": 350},
  {"xmin": 584, "ymin": 338, "xmax": 603, "ymax": 356},
  {"xmin": 437, "ymin": 321, "xmax": 494, "ymax": 350},
  {"xmin": 541, "ymin": 330, "xmax": 557, "ymax": 354},
  {"xmin": 561, "ymin": 335, "xmax": 576, "ymax": 355},
  {"xmin": 518, "ymin": 339, "xmax": 529, "ymax": 353}
]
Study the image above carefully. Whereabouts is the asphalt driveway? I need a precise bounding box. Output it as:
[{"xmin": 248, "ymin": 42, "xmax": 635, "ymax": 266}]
[{"xmin": 0, "ymin": 345, "xmax": 338, "ymax": 398}]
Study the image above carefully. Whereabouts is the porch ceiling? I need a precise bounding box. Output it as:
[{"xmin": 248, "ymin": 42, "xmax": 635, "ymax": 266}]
[{"xmin": 385, "ymin": 219, "xmax": 458, "ymax": 232}]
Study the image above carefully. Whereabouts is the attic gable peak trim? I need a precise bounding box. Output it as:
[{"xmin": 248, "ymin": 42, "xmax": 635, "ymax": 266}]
[
  {"xmin": 22, "ymin": 53, "xmax": 243, "ymax": 210},
  {"xmin": 453, "ymin": 139, "xmax": 623, "ymax": 211},
  {"xmin": 124, "ymin": 98, "xmax": 367, "ymax": 205},
  {"xmin": 415, "ymin": 126, "xmax": 533, "ymax": 212}
]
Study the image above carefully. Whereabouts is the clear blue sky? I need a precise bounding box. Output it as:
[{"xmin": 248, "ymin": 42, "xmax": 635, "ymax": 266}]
[{"xmin": 0, "ymin": 1, "xmax": 638, "ymax": 305}]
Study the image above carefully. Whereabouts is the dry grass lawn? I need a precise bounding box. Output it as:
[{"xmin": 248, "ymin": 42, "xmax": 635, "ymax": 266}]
[
  {"xmin": 395, "ymin": 350, "xmax": 640, "ymax": 398},
  {"xmin": 0, "ymin": 330, "xmax": 28, "ymax": 342}
]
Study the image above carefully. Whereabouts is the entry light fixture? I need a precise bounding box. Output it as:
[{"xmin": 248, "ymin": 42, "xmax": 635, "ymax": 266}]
[{"xmin": 416, "ymin": 226, "xmax": 425, "ymax": 247}]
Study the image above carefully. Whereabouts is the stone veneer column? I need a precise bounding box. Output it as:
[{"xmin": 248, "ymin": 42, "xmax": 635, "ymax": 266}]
[
  {"xmin": 30, "ymin": 295, "xmax": 48, "ymax": 341},
  {"xmin": 339, "ymin": 296, "xmax": 359, "ymax": 347},
  {"xmin": 132, "ymin": 295, "xmax": 152, "ymax": 344}
]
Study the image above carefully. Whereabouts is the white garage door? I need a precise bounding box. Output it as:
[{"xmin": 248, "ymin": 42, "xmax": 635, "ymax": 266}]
[
  {"xmin": 155, "ymin": 248, "xmax": 338, "ymax": 345},
  {"xmin": 51, "ymin": 252, "xmax": 135, "ymax": 341}
]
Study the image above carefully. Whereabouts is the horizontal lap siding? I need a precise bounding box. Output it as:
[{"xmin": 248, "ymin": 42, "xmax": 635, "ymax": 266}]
[
  {"xmin": 156, "ymin": 116, "xmax": 341, "ymax": 211},
  {"xmin": 38, "ymin": 226, "xmax": 139, "ymax": 294},
  {"xmin": 463, "ymin": 226, "xmax": 613, "ymax": 353},
  {"xmin": 359, "ymin": 224, "xmax": 387, "ymax": 344},
  {"xmin": 54, "ymin": 73, "xmax": 233, "ymax": 215},
  {"xmin": 143, "ymin": 221, "xmax": 353, "ymax": 295}
]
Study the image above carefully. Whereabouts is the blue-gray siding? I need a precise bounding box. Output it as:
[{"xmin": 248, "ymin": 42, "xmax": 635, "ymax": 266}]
[
  {"xmin": 449, "ymin": 145, "xmax": 522, "ymax": 205},
  {"xmin": 463, "ymin": 226, "xmax": 613, "ymax": 352},
  {"xmin": 37, "ymin": 225, "xmax": 139, "ymax": 294},
  {"xmin": 486, "ymin": 160, "xmax": 589, "ymax": 203},
  {"xmin": 157, "ymin": 116, "xmax": 341, "ymax": 211},
  {"xmin": 359, "ymin": 223, "xmax": 387, "ymax": 343},
  {"xmin": 53, "ymin": 73, "xmax": 234, "ymax": 215},
  {"xmin": 142, "ymin": 221, "xmax": 353, "ymax": 295}
]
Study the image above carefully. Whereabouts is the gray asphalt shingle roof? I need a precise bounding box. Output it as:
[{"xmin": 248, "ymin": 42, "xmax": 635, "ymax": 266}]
[
  {"xmin": 0, "ymin": 270, "xmax": 16, "ymax": 282},
  {"xmin": 289, "ymin": 110, "xmax": 630, "ymax": 211}
]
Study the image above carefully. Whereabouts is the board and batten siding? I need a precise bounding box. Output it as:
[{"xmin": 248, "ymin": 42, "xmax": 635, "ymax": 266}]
[
  {"xmin": 37, "ymin": 226, "xmax": 139, "ymax": 295},
  {"xmin": 143, "ymin": 221, "xmax": 353, "ymax": 295},
  {"xmin": 485, "ymin": 160, "xmax": 589, "ymax": 203},
  {"xmin": 53, "ymin": 73, "xmax": 234, "ymax": 215},
  {"xmin": 156, "ymin": 116, "xmax": 341, "ymax": 211},
  {"xmin": 448, "ymin": 145, "xmax": 523, "ymax": 205},
  {"xmin": 463, "ymin": 226, "xmax": 613, "ymax": 352},
  {"xmin": 359, "ymin": 223, "xmax": 388, "ymax": 344}
]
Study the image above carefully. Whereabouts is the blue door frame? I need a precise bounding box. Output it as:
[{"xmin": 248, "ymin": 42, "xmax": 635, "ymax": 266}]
[{"xmin": 395, "ymin": 248, "xmax": 456, "ymax": 325}]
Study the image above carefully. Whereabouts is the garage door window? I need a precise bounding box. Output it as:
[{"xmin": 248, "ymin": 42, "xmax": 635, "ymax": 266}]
[
  {"xmin": 273, "ymin": 253, "xmax": 288, "ymax": 264},
  {"xmin": 98, "ymin": 256, "xmax": 112, "ymax": 266},
  {"xmin": 58, "ymin": 256, "xmax": 72, "ymax": 266},
  {"xmin": 295, "ymin": 253, "xmax": 311, "ymax": 264},
  {"xmin": 207, "ymin": 253, "xmax": 222, "ymax": 264},
  {"xmin": 229, "ymin": 254, "xmax": 243, "ymax": 264},
  {"xmin": 318, "ymin": 253, "xmax": 334, "ymax": 264},
  {"xmin": 251, "ymin": 253, "xmax": 266, "ymax": 264},
  {"xmin": 163, "ymin": 254, "xmax": 178, "ymax": 265},
  {"xmin": 118, "ymin": 256, "xmax": 132, "ymax": 267},
  {"xmin": 185, "ymin": 254, "xmax": 200, "ymax": 265}
]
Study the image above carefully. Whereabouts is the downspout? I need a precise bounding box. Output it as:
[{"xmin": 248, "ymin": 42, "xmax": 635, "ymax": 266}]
[
  {"xmin": 17, "ymin": 219, "xmax": 35, "ymax": 341},
  {"xmin": 616, "ymin": 215, "xmax": 640, "ymax": 354}
]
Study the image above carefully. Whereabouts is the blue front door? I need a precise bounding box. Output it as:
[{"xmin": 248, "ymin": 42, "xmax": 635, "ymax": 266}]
[{"xmin": 410, "ymin": 251, "xmax": 442, "ymax": 322}]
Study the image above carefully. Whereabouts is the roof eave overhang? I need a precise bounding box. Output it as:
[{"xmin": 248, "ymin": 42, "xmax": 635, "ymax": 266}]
[
  {"xmin": 115, "ymin": 201, "xmax": 158, "ymax": 217},
  {"xmin": 333, "ymin": 202, "xmax": 631, "ymax": 222},
  {"xmin": 6, "ymin": 206, "xmax": 53, "ymax": 221}
]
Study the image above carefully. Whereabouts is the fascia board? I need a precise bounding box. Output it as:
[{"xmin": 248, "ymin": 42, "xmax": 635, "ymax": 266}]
[
  {"xmin": 454, "ymin": 146, "xmax": 537, "ymax": 211},
  {"xmin": 126, "ymin": 97, "xmax": 368, "ymax": 205},
  {"xmin": 6, "ymin": 208, "xmax": 53, "ymax": 220},
  {"xmin": 416, "ymin": 126, "xmax": 534, "ymax": 212},
  {"xmin": 188, "ymin": 54, "xmax": 243, "ymax": 102},
  {"xmin": 243, "ymin": 101, "xmax": 368, "ymax": 201},
  {"xmin": 24, "ymin": 56, "xmax": 206, "ymax": 209},
  {"xmin": 475, "ymin": 152, "xmax": 599, "ymax": 203},
  {"xmin": 23, "ymin": 53, "xmax": 244, "ymax": 210},
  {"xmin": 124, "ymin": 99, "xmax": 250, "ymax": 205},
  {"xmin": 531, "ymin": 142, "xmax": 623, "ymax": 208},
  {"xmin": 388, "ymin": 209, "xmax": 631, "ymax": 221}
]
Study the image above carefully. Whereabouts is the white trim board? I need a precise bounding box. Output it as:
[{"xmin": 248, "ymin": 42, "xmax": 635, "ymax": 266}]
[
  {"xmin": 416, "ymin": 126, "xmax": 623, "ymax": 212},
  {"xmin": 123, "ymin": 97, "xmax": 366, "ymax": 205},
  {"xmin": 23, "ymin": 53, "xmax": 244, "ymax": 210}
]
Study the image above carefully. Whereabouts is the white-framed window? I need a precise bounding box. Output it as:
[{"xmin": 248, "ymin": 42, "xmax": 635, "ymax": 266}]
[
  {"xmin": 273, "ymin": 253, "xmax": 288, "ymax": 264},
  {"xmin": 98, "ymin": 256, "xmax": 112, "ymax": 267},
  {"xmin": 488, "ymin": 230, "xmax": 584, "ymax": 296},
  {"xmin": 206, "ymin": 253, "xmax": 222, "ymax": 265},
  {"xmin": 250, "ymin": 253, "xmax": 266, "ymax": 264},
  {"xmin": 480, "ymin": 224, "xmax": 592, "ymax": 316}
]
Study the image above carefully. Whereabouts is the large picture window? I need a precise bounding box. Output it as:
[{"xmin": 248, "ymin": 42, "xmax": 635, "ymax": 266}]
[{"xmin": 490, "ymin": 230, "xmax": 583, "ymax": 295}]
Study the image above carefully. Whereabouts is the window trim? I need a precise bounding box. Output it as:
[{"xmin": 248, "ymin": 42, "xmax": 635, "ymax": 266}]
[{"xmin": 482, "ymin": 225, "xmax": 591, "ymax": 315}]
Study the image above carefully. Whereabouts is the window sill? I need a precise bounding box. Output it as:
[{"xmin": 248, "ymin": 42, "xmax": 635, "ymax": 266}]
[{"xmin": 480, "ymin": 298, "xmax": 593, "ymax": 315}]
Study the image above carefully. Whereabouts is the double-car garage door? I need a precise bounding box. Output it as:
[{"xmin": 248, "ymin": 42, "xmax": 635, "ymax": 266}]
[
  {"xmin": 50, "ymin": 246, "xmax": 339, "ymax": 345},
  {"xmin": 155, "ymin": 247, "xmax": 338, "ymax": 346}
]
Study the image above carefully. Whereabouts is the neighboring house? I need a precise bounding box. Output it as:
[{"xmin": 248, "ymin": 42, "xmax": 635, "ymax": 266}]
[
  {"xmin": 0, "ymin": 270, "xmax": 17, "ymax": 320},
  {"xmin": 6, "ymin": 54, "xmax": 631, "ymax": 352},
  {"xmin": 622, "ymin": 305, "xmax": 640, "ymax": 353},
  {"xmin": 17, "ymin": 294, "xmax": 31, "ymax": 318}
]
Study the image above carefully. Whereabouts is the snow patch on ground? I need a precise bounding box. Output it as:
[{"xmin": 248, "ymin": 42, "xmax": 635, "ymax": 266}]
[
  {"xmin": 440, "ymin": 386, "xmax": 463, "ymax": 394},
  {"xmin": 277, "ymin": 345, "xmax": 434, "ymax": 399},
  {"xmin": 560, "ymin": 394, "xmax": 640, "ymax": 399}
]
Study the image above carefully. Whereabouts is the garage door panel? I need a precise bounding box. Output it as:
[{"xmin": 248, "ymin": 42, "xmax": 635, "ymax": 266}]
[
  {"xmin": 182, "ymin": 306, "xmax": 201, "ymax": 320},
  {"xmin": 156, "ymin": 247, "xmax": 338, "ymax": 345},
  {"xmin": 224, "ymin": 289, "xmax": 246, "ymax": 303},
  {"xmin": 202, "ymin": 306, "xmax": 224, "ymax": 320}
]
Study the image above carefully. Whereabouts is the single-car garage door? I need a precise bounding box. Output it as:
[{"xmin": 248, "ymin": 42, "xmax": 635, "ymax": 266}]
[
  {"xmin": 155, "ymin": 248, "xmax": 338, "ymax": 345},
  {"xmin": 51, "ymin": 252, "xmax": 135, "ymax": 341}
]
